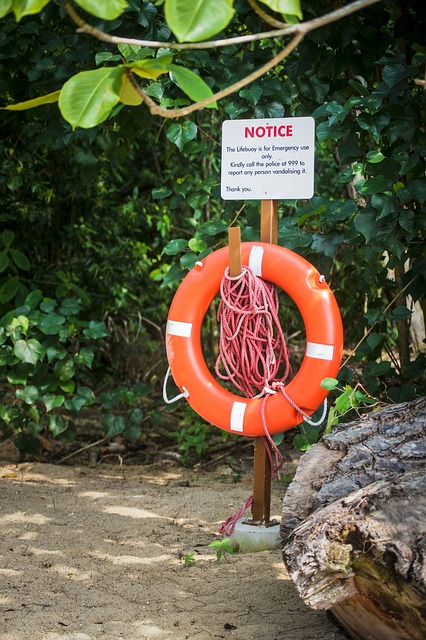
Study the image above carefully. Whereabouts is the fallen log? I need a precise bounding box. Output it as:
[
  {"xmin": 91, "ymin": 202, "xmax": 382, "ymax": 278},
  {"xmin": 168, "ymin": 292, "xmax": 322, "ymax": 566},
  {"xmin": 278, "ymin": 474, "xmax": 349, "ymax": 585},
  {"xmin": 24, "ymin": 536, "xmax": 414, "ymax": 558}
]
[{"xmin": 281, "ymin": 397, "xmax": 426, "ymax": 640}]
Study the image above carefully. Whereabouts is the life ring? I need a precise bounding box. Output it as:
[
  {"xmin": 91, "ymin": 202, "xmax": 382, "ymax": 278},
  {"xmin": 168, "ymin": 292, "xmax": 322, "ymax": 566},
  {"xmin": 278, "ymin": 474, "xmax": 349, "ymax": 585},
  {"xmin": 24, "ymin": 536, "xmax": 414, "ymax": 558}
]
[{"xmin": 166, "ymin": 242, "xmax": 343, "ymax": 437}]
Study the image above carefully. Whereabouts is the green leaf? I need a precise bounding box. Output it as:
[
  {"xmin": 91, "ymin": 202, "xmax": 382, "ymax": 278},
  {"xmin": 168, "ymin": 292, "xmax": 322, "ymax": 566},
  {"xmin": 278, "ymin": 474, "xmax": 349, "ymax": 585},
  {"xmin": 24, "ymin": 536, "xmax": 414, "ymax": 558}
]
[
  {"xmin": 354, "ymin": 213, "xmax": 378, "ymax": 243},
  {"xmin": 408, "ymin": 179, "xmax": 426, "ymax": 205},
  {"xmin": 58, "ymin": 67, "xmax": 124, "ymax": 129},
  {"xmin": 55, "ymin": 359, "xmax": 75, "ymax": 382},
  {"xmin": 169, "ymin": 64, "xmax": 216, "ymax": 108},
  {"xmin": 335, "ymin": 387, "xmax": 353, "ymax": 414},
  {"xmin": 102, "ymin": 413, "xmax": 126, "ymax": 438},
  {"xmin": 76, "ymin": 386, "xmax": 96, "ymax": 405},
  {"xmin": 1, "ymin": 230, "xmax": 14, "ymax": 247},
  {"xmin": 42, "ymin": 393, "xmax": 65, "ymax": 412},
  {"xmin": 2, "ymin": 90, "xmax": 60, "ymax": 111},
  {"xmin": 128, "ymin": 56, "xmax": 173, "ymax": 80},
  {"xmin": 259, "ymin": 0, "xmax": 302, "ymax": 20},
  {"xmin": 83, "ymin": 320, "xmax": 108, "ymax": 339},
  {"xmin": 39, "ymin": 312, "xmax": 66, "ymax": 335},
  {"xmin": 152, "ymin": 186, "xmax": 172, "ymax": 199},
  {"xmin": 369, "ymin": 361, "xmax": 392, "ymax": 377},
  {"xmin": 165, "ymin": 0, "xmax": 235, "ymax": 42},
  {"xmin": 391, "ymin": 306, "xmax": 412, "ymax": 321},
  {"xmin": 366, "ymin": 333, "xmax": 384, "ymax": 351},
  {"xmin": 118, "ymin": 73, "xmax": 143, "ymax": 106},
  {"xmin": 123, "ymin": 422, "xmax": 142, "ymax": 443},
  {"xmin": 25, "ymin": 289, "xmax": 42, "ymax": 309},
  {"xmin": 40, "ymin": 298, "xmax": 55, "ymax": 313},
  {"xmin": 16, "ymin": 385, "xmax": 39, "ymax": 404},
  {"xmin": 0, "ymin": 276, "xmax": 20, "ymax": 303},
  {"xmin": 46, "ymin": 345, "xmax": 66, "ymax": 363},
  {"xmin": 74, "ymin": 0, "xmax": 128, "ymax": 20},
  {"xmin": 366, "ymin": 150, "xmax": 385, "ymax": 164},
  {"xmin": 359, "ymin": 176, "xmax": 390, "ymax": 195},
  {"xmin": 382, "ymin": 64, "xmax": 414, "ymax": 88},
  {"xmin": 188, "ymin": 238, "xmax": 207, "ymax": 253},
  {"xmin": 0, "ymin": 250, "xmax": 9, "ymax": 273},
  {"xmin": 0, "ymin": 0, "xmax": 13, "ymax": 19},
  {"xmin": 60, "ymin": 379, "xmax": 75, "ymax": 394},
  {"xmin": 163, "ymin": 239, "xmax": 187, "ymax": 255},
  {"xmin": 166, "ymin": 121, "xmax": 197, "ymax": 151},
  {"xmin": 58, "ymin": 298, "xmax": 82, "ymax": 315},
  {"xmin": 49, "ymin": 414, "xmax": 68, "ymax": 437},
  {"xmin": 13, "ymin": 339, "xmax": 42, "ymax": 365},
  {"xmin": 10, "ymin": 0, "xmax": 51, "ymax": 21},
  {"xmin": 64, "ymin": 396, "xmax": 87, "ymax": 412},
  {"xmin": 162, "ymin": 263, "xmax": 186, "ymax": 286},
  {"xmin": 7, "ymin": 365, "xmax": 30, "ymax": 385},
  {"xmin": 77, "ymin": 347, "xmax": 95, "ymax": 368},
  {"xmin": 9, "ymin": 249, "xmax": 30, "ymax": 271},
  {"xmin": 293, "ymin": 429, "xmax": 318, "ymax": 452},
  {"xmin": 272, "ymin": 432, "xmax": 284, "ymax": 446},
  {"xmin": 320, "ymin": 377, "xmax": 339, "ymax": 390}
]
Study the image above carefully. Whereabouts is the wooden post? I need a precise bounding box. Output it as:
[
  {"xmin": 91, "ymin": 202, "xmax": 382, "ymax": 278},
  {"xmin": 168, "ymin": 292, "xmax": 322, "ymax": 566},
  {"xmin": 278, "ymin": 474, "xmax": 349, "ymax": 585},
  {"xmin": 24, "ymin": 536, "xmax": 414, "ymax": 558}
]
[
  {"xmin": 249, "ymin": 199, "xmax": 279, "ymax": 525},
  {"xmin": 228, "ymin": 205, "xmax": 279, "ymax": 526},
  {"xmin": 260, "ymin": 200, "xmax": 278, "ymax": 245},
  {"xmin": 228, "ymin": 226, "xmax": 242, "ymax": 277}
]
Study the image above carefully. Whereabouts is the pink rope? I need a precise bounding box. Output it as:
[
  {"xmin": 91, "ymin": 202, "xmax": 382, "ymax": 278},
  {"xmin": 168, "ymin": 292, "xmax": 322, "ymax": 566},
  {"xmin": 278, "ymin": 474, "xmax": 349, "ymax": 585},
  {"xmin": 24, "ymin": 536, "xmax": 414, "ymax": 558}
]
[
  {"xmin": 219, "ymin": 494, "xmax": 254, "ymax": 536},
  {"xmin": 215, "ymin": 266, "xmax": 292, "ymax": 398}
]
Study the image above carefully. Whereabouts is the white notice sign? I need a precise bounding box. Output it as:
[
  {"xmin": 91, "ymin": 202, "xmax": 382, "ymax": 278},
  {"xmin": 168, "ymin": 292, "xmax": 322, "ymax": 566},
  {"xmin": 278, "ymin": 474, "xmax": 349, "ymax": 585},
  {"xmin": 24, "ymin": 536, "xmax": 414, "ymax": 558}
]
[{"xmin": 221, "ymin": 117, "xmax": 315, "ymax": 200}]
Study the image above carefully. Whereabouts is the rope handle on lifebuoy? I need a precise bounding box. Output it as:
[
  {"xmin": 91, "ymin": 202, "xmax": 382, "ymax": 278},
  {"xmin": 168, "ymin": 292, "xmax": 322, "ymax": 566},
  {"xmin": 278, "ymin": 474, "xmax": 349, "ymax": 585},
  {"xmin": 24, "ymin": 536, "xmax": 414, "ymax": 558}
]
[{"xmin": 163, "ymin": 366, "xmax": 189, "ymax": 404}]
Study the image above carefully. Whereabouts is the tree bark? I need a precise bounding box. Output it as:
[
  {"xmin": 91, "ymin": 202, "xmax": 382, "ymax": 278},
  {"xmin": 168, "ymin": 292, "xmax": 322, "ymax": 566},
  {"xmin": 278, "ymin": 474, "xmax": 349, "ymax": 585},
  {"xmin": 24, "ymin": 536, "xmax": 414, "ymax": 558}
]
[{"xmin": 281, "ymin": 397, "xmax": 426, "ymax": 640}]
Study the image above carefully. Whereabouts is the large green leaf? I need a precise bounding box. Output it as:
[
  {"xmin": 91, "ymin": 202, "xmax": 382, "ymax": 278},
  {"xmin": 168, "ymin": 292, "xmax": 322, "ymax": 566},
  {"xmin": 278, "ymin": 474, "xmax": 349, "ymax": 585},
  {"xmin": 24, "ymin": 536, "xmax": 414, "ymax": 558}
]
[
  {"xmin": 119, "ymin": 73, "xmax": 142, "ymax": 106},
  {"xmin": 259, "ymin": 0, "xmax": 302, "ymax": 20},
  {"xmin": 10, "ymin": 0, "xmax": 51, "ymax": 21},
  {"xmin": 13, "ymin": 339, "xmax": 43, "ymax": 365},
  {"xmin": 165, "ymin": 0, "xmax": 235, "ymax": 43},
  {"xmin": 58, "ymin": 68, "xmax": 124, "ymax": 129},
  {"xmin": 0, "ymin": 0, "xmax": 13, "ymax": 19},
  {"xmin": 74, "ymin": 0, "xmax": 128, "ymax": 20},
  {"xmin": 169, "ymin": 64, "xmax": 216, "ymax": 107},
  {"xmin": 2, "ymin": 90, "xmax": 60, "ymax": 111}
]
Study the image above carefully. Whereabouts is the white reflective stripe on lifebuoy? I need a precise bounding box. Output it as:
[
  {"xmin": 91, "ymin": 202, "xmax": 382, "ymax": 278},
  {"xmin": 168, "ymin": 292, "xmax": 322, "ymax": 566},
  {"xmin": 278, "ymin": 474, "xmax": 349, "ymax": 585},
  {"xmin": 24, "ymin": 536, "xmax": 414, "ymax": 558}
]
[
  {"xmin": 306, "ymin": 342, "xmax": 334, "ymax": 361},
  {"xmin": 230, "ymin": 401, "xmax": 246, "ymax": 432},
  {"xmin": 249, "ymin": 245, "xmax": 264, "ymax": 276},
  {"xmin": 167, "ymin": 320, "xmax": 193, "ymax": 338}
]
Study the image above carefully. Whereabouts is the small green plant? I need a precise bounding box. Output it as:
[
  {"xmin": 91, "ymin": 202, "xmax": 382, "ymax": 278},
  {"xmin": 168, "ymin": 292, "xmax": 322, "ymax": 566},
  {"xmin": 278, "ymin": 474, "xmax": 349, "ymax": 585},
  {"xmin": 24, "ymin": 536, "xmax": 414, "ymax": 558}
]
[
  {"xmin": 181, "ymin": 552, "xmax": 196, "ymax": 567},
  {"xmin": 207, "ymin": 538, "xmax": 234, "ymax": 562},
  {"xmin": 292, "ymin": 377, "xmax": 379, "ymax": 453}
]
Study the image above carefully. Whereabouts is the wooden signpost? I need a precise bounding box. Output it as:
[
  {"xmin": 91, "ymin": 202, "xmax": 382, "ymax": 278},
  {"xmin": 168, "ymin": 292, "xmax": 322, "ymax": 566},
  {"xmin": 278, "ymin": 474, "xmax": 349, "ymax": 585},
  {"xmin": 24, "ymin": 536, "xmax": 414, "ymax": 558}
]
[{"xmin": 222, "ymin": 118, "xmax": 315, "ymax": 527}]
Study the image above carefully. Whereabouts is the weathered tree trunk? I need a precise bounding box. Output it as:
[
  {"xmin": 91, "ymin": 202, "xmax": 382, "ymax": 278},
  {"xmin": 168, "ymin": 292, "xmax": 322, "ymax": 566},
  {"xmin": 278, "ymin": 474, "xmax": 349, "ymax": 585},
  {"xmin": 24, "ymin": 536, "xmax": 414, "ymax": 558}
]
[{"xmin": 281, "ymin": 397, "xmax": 426, "ymax": 640}]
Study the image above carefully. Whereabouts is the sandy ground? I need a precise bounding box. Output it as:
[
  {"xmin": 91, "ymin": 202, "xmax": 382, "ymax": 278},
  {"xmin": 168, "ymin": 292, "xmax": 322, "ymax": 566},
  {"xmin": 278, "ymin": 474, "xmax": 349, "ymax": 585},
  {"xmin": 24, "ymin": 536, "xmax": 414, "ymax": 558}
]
[{"xmin": 0, "ymin": 447, "xmax": 347, "ymax": 640}]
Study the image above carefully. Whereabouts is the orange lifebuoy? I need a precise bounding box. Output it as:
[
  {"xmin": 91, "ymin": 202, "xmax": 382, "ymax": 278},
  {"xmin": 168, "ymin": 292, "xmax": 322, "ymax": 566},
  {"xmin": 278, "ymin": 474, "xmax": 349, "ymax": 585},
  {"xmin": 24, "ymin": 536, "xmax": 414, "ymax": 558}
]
[{"xmin": 166, "ymin": 242, "xmax": 343, "ymax": 437}]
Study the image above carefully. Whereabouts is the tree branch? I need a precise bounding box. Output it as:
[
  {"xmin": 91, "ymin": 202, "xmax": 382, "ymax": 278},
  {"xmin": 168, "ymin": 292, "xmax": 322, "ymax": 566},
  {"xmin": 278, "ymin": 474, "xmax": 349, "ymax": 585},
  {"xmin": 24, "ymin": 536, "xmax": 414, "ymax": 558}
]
[
  {"xmin": 129, "ymin": 33, "xmax": 304, "ymax": 118},
  {"xmin": 61, "ymin": 0, "xmax": 382, "ymax": 119},
  {"xmin": 247, "ymin": 0, "xmax": 287, "ymax": 28},
  {"xmin": 62, "ymin": 0, "xmax": 382, "ymax": 51}
]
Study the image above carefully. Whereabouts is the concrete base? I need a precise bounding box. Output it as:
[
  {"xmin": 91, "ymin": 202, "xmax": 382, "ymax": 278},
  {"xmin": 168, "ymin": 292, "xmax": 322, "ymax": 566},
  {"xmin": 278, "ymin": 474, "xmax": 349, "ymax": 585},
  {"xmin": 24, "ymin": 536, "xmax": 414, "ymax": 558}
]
[{"xmin": 229, "ymin": 518, "xmax": 281, "ymax": 553}]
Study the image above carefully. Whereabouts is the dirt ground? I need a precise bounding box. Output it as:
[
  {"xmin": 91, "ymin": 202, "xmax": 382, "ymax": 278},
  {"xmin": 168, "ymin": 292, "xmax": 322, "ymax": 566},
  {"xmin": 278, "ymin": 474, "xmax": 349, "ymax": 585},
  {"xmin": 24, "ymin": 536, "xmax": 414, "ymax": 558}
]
[{"xmin": 0, "ymin": 443, "xmax": 347, "ymax": 640}]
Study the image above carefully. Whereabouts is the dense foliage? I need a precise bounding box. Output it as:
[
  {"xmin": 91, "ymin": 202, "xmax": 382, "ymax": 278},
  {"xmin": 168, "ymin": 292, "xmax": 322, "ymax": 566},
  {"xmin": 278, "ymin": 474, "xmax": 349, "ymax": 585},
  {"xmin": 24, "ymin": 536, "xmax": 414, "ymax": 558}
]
[{"xmin": 0, "ymin": 0, "xmax": 424, "ymax": 461}]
